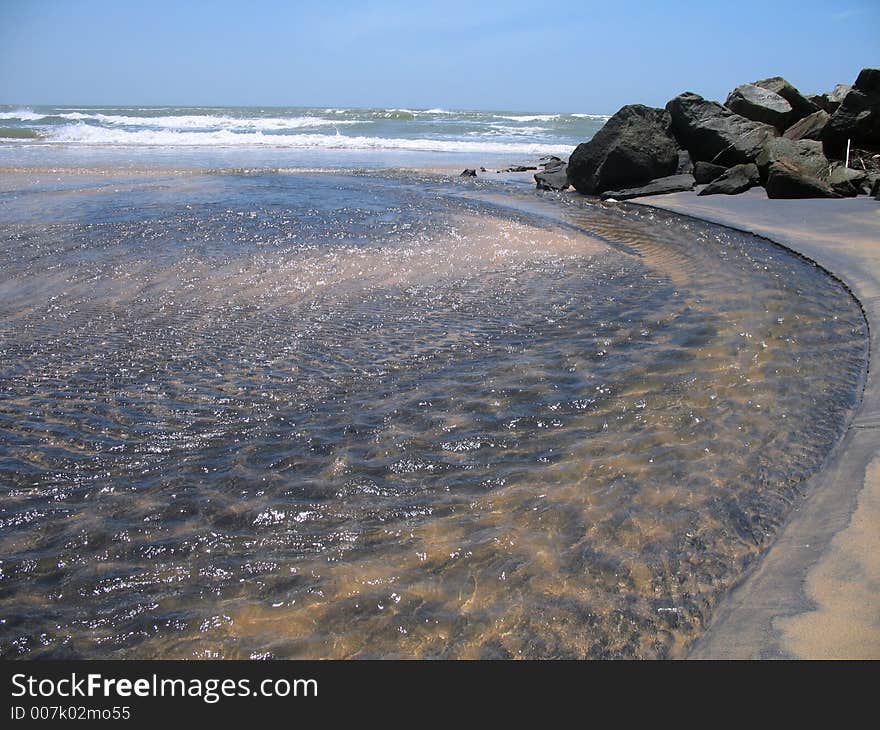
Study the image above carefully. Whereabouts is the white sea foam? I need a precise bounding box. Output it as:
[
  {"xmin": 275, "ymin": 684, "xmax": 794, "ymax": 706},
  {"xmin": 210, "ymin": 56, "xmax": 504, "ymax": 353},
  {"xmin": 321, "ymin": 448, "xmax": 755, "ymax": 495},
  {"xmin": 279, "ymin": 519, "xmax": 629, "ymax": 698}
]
[
  {"xmin": 485, "ymin": 123, "xmax": 549, "ymax": 136},
  {"xmin": 42, "ymin": 123, "xmax": 573, "ymax": 154},
  {"xmin": 495, "ymin": 114, "xmax": 561, "ymax": 122},
  {"xmin": 0, "ymin": 109, "xmax": 44, "ymax": 121},
  {"xmin": 47, "ymin": 112, "xmax": 365, "ymax": 131}
]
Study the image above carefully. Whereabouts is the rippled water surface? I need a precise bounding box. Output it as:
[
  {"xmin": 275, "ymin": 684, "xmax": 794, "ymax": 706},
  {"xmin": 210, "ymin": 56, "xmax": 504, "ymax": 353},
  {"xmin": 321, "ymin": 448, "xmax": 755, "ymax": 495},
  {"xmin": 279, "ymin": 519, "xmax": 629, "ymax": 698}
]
[{"xmin": 0, "ymin": 170, "xmax": 868, "ymax": 658}]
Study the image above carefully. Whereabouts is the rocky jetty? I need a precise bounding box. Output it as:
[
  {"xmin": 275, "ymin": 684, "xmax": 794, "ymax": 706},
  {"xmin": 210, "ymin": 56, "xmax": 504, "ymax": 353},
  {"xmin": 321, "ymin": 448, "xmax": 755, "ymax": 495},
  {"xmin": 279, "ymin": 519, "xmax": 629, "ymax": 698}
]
[{"xmin": 539, "ymin": 68, "xmax": 880, "ymax": 201}]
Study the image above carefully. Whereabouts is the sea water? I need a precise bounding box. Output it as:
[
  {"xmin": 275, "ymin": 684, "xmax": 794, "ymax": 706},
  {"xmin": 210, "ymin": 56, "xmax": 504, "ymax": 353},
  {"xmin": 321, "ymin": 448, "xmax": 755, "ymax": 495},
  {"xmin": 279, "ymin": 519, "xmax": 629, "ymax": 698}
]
[{"xmin": 0, "ymin": 105, "xmax": 606, "ymax": 169}]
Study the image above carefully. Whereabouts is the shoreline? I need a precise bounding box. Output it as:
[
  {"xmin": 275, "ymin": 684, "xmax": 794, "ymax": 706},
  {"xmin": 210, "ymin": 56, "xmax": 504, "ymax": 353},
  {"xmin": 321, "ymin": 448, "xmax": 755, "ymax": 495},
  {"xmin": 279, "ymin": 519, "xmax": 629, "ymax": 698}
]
[{"xmin": 629, "ymin": 189, "xmax": 879, "ymax": 658}]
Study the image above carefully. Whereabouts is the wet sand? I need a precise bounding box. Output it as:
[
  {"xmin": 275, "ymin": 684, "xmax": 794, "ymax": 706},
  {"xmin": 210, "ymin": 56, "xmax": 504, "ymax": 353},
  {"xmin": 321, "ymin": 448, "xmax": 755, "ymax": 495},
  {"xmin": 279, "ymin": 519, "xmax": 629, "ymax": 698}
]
[{"xmin": 631, "ymin": 188, "xmax": 880, "ymax": 659}]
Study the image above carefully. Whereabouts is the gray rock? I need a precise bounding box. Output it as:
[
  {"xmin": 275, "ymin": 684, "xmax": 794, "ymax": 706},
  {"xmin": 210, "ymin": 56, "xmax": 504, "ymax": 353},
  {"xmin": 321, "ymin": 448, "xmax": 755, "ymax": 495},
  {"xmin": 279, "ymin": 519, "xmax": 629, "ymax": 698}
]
[
  {"xmin": 600, "ymin": 173, "xmax": 695, "ymax": 200},
  {"xmin": 534, "ymin": 165, "xmax": 570, "ymax": 191},
  {"xmin": 666, "ymin": 92, "xmax": 779, "ymax": 166},
  {"xmin": 567, "ymin": 104, "xmax": 680, "ymax": 194},
  {"xmin": 693, "ymin": 161, "xmax": 728, "ymax": 184},
  {"xmin": 676, "ymin": 149, "xmax": 694, "ymax": 174},
  {"xmin": 698, "ymin": 163, "xmax": 760, "ymax": 196},
  {"xmin": 822, "ymin": 68, "xmax": 880, "ymax": 157},
  {"xmin": 755, "ymin": 137, "xmax": 829, "ymax": 184},
  {"xmin": 725, "ymin": 83, "xmax": 793, "ymax": 131},
  {"xmin": 540, "ymin": 156, "xmax": 565, "ymax": 172},
  {"xmin": 826, "ymin": 163, "xmax": 868, "ymax": 197},
  {"xmin": 753, "ymin": 76, "xmax": 820, "ymax": 123},
  {"xmin": 783, "ymin": 110, "xmax": 830, "ymax": 141},
  {"xmin": 765, "ymin": 160, "xmax": 839, "ymax": 199}
]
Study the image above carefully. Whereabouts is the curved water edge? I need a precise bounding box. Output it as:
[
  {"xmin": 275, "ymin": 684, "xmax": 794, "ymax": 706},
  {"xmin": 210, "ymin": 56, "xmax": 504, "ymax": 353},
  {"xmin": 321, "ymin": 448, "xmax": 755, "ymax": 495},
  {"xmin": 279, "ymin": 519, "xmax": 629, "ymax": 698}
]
[{"xmin": 0, "ymin": 169, "xmax": 869, "ymax": 658}]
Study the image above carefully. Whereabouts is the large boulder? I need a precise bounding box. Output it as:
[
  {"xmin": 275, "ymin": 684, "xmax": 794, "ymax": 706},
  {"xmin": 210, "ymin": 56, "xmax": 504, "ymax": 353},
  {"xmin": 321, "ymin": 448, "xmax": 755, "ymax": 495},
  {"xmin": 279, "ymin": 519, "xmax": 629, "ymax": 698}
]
[
  {"xmin": 725, "ymin": 83, "xmax": 793, "ymax": 131},
  {"xmin": 822, "ymin": 68, "xmax": 880, "ymax": 156},
  {"xmin": 783, "ymin": 110, "xmax": 830, "ymax": 141},
  {"xmin": 666, "ymin": 92, "xmax": 779, "ymax": 166},
  {"xmin": 567, "ymin": 104, "xmax": 680, "ymax": 194},
  {"xmin": 698, "ymin": 163, "xmax": 759, "ymax": 196},
  {"xmin": 753, "ymin": 76, "xmax": 819, "ymax": 123},
  {"xmin": 755, "ymin": 137, "xmax": 830, "ymax": 184},
  {"xmin": 693, "ymin": 161, "xmax": 728, "ymax": 184},
  {"xmin": 765, "ymin": 160, "xmax": 838, "ymax": 199},
  {"xmin": 600, "ymin": 174, "xmax": 695, "ymax": 200}
]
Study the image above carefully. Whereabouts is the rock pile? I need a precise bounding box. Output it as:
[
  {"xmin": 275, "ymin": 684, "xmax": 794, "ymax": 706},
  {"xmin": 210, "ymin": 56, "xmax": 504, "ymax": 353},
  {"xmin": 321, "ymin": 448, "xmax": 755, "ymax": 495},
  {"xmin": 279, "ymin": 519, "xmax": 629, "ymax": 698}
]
[{"xmin": 545, "ymin": 68, "xmax": 880, "ymax": 200}]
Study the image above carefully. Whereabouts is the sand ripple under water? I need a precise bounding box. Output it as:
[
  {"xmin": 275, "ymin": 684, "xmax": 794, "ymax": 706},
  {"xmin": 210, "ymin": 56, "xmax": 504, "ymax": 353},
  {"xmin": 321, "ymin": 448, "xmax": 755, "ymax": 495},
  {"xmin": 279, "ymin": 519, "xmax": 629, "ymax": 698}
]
[{"xmin": 0, "ymin": 171, "xmax": 868, "ymax": 658}]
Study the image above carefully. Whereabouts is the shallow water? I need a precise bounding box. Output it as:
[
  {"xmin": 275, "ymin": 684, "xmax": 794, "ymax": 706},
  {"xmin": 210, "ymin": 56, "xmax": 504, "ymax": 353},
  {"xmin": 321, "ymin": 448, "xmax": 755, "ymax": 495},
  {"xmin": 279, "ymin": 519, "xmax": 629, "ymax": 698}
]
[{"xmin": 0, "ymin": 170, "xmax": 868, "ymax": 658}]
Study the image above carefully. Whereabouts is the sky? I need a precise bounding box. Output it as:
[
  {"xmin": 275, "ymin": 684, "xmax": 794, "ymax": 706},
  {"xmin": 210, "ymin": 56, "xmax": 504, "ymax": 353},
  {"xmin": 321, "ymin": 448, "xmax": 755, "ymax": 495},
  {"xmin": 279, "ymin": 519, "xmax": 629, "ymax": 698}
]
[{"xmin": 1, "ymin": 0, "xmax": 878, "ymax": 113}]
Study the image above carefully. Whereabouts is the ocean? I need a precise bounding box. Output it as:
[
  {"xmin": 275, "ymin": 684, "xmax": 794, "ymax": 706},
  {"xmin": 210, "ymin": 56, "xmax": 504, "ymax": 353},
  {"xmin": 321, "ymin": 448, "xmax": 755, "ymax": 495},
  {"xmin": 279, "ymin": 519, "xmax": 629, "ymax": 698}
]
[
  {"xmin": 0, "ymin": 105, "xmax": 869, "ymax": 659},
  {"xmin": 0, "ymin": 105, "xmax": 607, "ymax": 169}
]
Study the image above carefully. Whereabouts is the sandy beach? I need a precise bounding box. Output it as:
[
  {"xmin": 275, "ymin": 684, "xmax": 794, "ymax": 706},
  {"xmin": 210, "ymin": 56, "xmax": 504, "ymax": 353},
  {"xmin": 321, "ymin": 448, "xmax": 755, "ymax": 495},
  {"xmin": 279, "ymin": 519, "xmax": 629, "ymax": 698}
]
[{"xmin": 630, "ymin": 189, "xmax": 879, "ymax": 658}]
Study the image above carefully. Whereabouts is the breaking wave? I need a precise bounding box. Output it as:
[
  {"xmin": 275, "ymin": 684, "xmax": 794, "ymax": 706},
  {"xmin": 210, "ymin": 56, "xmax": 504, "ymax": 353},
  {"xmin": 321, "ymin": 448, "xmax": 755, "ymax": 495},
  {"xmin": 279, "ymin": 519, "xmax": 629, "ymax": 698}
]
[{"xmin": 41, "ymin": 122, "xmax": 574, "ymax": 154}]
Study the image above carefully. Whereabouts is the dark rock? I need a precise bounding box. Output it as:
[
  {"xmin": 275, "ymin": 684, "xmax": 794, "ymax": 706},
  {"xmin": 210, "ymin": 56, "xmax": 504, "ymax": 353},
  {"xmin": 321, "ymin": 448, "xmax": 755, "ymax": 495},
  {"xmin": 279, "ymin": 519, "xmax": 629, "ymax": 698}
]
[
  {"xmin": 600, "ymin": 173, "xmax": 695, "ymax": 200},
  {"xmin": 540, "ymin": 155, "xmax": 564, "ymax": 168},
  {"xmin": 753, "ymin": 76, "xmax": 820, "ymax": 122},
  {"xmin": 505, "ymin": 165, "xmax": 537, "ymax": 172},
  {"xmin": 725, "ymin": 83, "xmax": 793, "ymax": 131},
  {"xmin": 826, "ymin": 163, "xmax": 868, "ymax": 197},
  {"xmin": 755, "ymin": 137, "xmax": 829, "ymax": 184},
  {"xmin": 698, "ymin": 163, "xmax": 759, "ymax": 196},
  {"xmin": 807, "ymin": 94, "xmax": 828, "ymax": 112},
  {"xmin": 855, "ymin": 67, "xmax": 880, "ymax": 95},
  {"xmin": 870, "ymin": 175, "xmax": 880, "ymax": 198},
  {"xmin": 460, "ymin": 168, "xmax": 477, "ymax": 177},
  {"xmin": 765, "ymin": 160, "xmax": 839, "ymax": 199},
  {"xmin": 811, "ymin": 84, "xmax": 852, "ymax": 114},
  {"xmin": 693, "ymin": 161, "xmax": 727, "ymax": 184},
  {"xmin": 534, "ymin": 164, "xmax": 570, "ymax": 191},
  {"xmin": 783, "ymin": 110, "xmax": 830, "ymax": 141},
  {"xmin": 567, "ymin": 104, "xmax": 679, "ymax": 194},
  {"xmin": 822, "ymin": 68, "xmax": 880, "ymax": 157},
  {"xmin": 676, "ymin": 149, "xmax": 694, "ymax": 174},
  {"xmin": 666, "ymin": 92, "xmax": 779, "ymax": 166}
]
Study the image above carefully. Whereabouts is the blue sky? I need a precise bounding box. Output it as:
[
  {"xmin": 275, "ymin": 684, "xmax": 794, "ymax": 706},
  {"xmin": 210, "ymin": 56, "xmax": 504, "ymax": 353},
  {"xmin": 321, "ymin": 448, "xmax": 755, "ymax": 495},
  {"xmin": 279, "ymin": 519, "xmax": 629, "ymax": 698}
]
[{"xmin": 1, "ymin": 0, "xmax": 877, "ymax": 113}]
